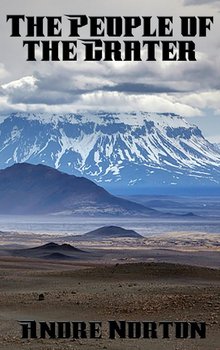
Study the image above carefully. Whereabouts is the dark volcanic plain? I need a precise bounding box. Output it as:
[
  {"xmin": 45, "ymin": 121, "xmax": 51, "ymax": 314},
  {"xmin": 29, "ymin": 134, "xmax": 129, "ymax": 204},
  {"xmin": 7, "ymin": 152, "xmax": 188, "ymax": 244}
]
[{"xmin": 0, "ymin": 240, "xmax": 220, "ymax": 350}]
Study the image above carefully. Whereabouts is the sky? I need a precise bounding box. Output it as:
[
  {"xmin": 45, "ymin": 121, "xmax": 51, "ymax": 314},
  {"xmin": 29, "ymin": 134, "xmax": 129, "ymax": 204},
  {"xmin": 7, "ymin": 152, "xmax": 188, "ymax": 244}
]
[{"xmin": 0, "ymin": 0, "xmax": 220, "ymax": 142}]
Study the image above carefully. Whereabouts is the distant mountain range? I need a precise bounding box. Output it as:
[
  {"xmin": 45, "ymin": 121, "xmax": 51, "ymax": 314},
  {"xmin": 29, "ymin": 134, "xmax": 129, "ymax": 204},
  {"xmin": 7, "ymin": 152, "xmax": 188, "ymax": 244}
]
[
  {"xmin": 0, "ymin": 112, "xmax": 220, "ymax": 194},
  {"xmin": 0, "ymin": 163, "xmax": 157, "ymax": 216}
]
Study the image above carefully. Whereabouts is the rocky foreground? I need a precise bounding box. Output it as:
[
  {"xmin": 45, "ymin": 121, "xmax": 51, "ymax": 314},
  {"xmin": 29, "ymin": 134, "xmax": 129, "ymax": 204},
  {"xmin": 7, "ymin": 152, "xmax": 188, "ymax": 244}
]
[{"xmin": 0, "ymin": 258, "xmax": 219, "ymax": 350}]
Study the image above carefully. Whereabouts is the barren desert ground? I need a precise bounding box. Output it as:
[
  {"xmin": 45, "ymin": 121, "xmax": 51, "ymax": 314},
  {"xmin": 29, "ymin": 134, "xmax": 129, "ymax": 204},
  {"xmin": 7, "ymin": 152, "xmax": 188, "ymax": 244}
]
[{"xmin": 0, "ymin": 252, "xmax": 219, "ymax": 350}]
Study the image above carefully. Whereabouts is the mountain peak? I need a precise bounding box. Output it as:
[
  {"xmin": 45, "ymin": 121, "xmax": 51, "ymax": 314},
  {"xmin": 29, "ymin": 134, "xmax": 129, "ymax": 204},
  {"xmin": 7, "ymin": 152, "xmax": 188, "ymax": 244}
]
[
  {"xmin": 0, "ymin": 162, "xmax": 155, "ymax": 216},
  {"xmin": 41, "ymin": 242, "xmax": 59, "ymax": 249},
  {"xmin": 0, "ymin": 111, "xmax": 220, "ymax": 194}
]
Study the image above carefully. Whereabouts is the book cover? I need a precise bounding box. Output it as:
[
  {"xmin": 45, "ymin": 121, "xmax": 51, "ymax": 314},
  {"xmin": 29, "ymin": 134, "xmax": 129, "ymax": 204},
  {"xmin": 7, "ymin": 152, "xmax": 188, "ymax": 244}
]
[{"xmin": 0, "ymin": 1, "xmax": 219, "ymax": 349}]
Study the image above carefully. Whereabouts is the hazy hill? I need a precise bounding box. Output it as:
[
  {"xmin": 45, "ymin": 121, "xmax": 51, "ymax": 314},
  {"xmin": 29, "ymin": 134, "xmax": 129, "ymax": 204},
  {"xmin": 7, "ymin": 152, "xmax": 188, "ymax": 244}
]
[
  {"xmin": 10, "ymin": 242, "xmax": 86, "ymax": 260},
  {"xmin": 83, "ymin": 225, "xmax": 142, "ymax": 239},
  {"xmin": 0, "ymin": 163, "xmax": 157, "ymax": 216}
]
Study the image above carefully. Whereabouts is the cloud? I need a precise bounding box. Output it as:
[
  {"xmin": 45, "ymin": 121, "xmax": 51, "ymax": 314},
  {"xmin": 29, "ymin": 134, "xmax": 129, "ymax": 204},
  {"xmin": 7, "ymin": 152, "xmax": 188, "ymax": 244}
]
[
  {"xmin": 79, "ymin": 91, "xmax": 202, "ymax": 116},
  {"xmin": 180, "ymin": 91, "xmax": 220, "ymax": 110},
  {"xmin": 0, "ymin": 55, "xmax": 219, "ymax": 118},
  {"xmin": 183, "ymin": 0, "xmax": 220, "ymax": 5},
  {"xmin": 1, "ymin": 75, "xmax": 79, "ymax": 105},
  {"xmin": 2, "ymin": 48, "xmax": 220, "ymax": 103},
  {"xmin": 2, "ymin": 76, "xmax": 37, "ymax": 93},
  {"xmin": 103, "ymin": 83, "xmax": 181, "ymax": 94},
  {"xmin": 0, "ymin": 63, "xmax": 9, "ymax": 80},
  {"xmin": 0, "ymin": 62, "xmax": 181, "ymax": 107},
  {"xmin": 0, "ymin": 45, "xmax": 220, "ymax": 118},
  {"xmin": 0, "ymin": 95, "xmax": 25, "ymax": 114},
  {"xmin": 0, "ymin": 86, "xmax": 202, "ymax": 117}
]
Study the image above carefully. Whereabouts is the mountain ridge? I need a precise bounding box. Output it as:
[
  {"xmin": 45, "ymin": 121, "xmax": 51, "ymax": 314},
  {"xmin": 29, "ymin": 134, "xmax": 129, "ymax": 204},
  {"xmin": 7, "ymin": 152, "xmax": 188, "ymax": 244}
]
[
  {"xmin": 0, "ymin": 112, "xmax": 220, "ymax": 194},
  {"xmin": 0, "ymin": 162, "xmax": 157, "ymax": 216}
]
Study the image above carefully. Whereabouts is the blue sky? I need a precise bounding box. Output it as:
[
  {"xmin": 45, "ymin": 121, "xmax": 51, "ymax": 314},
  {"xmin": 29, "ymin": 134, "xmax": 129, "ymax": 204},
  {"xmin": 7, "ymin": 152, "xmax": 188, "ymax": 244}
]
[{"xmin": 0, "ymin": 0, "xmax": 220, "ymax": 142}]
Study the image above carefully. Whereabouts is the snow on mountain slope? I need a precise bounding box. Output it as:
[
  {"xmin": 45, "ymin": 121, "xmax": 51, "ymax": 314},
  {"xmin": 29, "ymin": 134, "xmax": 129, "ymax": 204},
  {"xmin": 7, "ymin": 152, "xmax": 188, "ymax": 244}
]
[
  {"xmin": 0, "ymin": 111, "xmax": 220, "ymax": 194},
  {"xmin": 213, "ymin": 143, "xmax": 220, "ymax": 153}
]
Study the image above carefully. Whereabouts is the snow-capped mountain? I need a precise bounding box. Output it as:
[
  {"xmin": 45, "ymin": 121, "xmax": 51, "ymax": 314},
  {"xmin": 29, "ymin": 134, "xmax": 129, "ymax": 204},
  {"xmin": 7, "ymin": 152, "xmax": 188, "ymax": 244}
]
[
  {"xmin": 213, "ymin": 143, "xmax": 220, "ymax": 153},
  {"xmin": 0, "ymin": 111, "xmax": 220, "ymax": 194}
]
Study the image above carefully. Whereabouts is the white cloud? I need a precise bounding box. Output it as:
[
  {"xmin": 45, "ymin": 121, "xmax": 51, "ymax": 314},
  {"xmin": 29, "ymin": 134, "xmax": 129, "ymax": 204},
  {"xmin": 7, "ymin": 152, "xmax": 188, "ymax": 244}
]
[
  {"xmin": 0, "ymin": 63, "xmax": 9, "ymax": 80},
  {"xmin": 79, "ymin": 91, "xmax": 202, "ymax": 116},
  {"xmin": 0, "ymin": 55, "xmax": 219, "ymax": 118},
  {"xmin": 0, "ymin": 88, "xmax": 201, "ymax": 117},
  {"xmin": 180, "ymin": 91, "xmax": 220, "ymax": 110},
  {"xmin": 0, "ymin": 95, "xmax": 25, "ymax": 113},
  {"xmin": 2, "ymin": 76, "xmax": 38, "ymax": 93}
]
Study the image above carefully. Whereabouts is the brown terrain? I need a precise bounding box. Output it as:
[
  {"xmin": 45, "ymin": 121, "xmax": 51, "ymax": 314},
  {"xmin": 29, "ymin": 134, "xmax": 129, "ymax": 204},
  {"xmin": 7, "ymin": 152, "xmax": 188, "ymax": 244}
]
[{"xmin": 0, "ymin": 230, "xmax": 220, "ymax": 350}]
